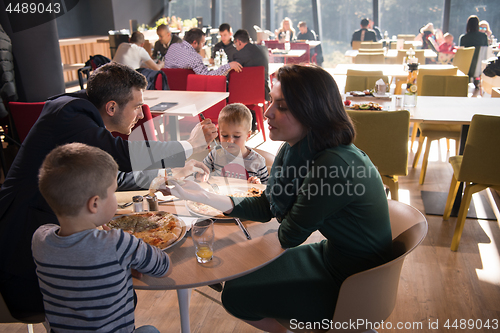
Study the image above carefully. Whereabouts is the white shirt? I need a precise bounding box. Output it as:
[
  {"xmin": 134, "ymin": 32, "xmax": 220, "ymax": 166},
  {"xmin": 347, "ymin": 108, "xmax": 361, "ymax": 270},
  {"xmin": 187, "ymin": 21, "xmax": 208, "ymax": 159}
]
[{"xmin": 113, "ymin": 43, "xmax": 152, "ymax": 69}]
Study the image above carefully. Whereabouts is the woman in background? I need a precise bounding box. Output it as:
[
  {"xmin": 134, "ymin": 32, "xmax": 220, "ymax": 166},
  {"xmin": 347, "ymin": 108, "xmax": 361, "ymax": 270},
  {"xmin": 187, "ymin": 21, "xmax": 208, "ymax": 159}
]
[
  {"xmin": 459, "ymin": 15, "xmax": 489, "ymax": 88},
  {"xmin": 275, "ymin": 17, "xmax": 296, "ymax": 42}
]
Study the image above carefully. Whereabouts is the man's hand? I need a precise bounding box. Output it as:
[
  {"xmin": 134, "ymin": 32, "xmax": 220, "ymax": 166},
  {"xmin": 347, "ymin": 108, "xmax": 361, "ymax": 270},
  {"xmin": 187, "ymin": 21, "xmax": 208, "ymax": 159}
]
[
  {"xmin": 172, "ymin": 159, "xmax": 209, "ymax": 180},
  {"xmin": 229, "ymin": 61, "xmax": 243, "ymax": 73},
  {"xmin": 187, "ymin": 118, "xmax": 218, "ymax": 153}
]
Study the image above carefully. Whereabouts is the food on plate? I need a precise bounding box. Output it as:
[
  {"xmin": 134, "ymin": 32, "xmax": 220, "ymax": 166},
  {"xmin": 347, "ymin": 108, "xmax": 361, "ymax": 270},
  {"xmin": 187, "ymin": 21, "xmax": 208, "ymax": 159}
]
[
  {"xmin": 187, "ymin": 187, "xmax": 264, "ymax": 218},
  {"xmin": 106, "ymin": 211, "xmax": 183, "ymax": 249},
  {"xmin": 148, "ymin": 175, "xmax": 186, "ymax": 196},
  {"xmin": 350, "ymin": 102, "xmax": 383, "ymax": 110},
  {"xmin": 344, "ymin": 99, "xmax": 352, "ymax": 106},
  {"xmin": 348, "ymin": 90, "xmax": 373, "ymax": 97}
]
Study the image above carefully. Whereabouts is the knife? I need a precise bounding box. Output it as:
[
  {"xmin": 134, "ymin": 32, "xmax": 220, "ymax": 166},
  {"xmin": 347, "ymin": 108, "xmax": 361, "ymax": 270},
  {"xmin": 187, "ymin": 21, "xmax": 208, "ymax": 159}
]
[{"xmin": 234, "ymin": 217, "xmax": 251, "ymax": 240}]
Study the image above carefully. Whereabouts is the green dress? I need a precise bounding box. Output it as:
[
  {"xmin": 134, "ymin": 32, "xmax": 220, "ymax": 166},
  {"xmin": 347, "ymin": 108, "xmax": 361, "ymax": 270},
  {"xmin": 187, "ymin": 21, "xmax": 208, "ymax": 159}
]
[{"xmin": 221, "ymin": 140, "xmax": 392, "ymax": 322}]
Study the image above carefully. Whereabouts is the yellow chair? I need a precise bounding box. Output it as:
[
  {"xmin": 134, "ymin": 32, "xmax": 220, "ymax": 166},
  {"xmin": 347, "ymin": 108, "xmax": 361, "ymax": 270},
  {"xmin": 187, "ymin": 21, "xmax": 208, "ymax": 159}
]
[
  {"xmin": 347, "ymin": 110, "xmax": 410, "ymax": 201},
  {"xmin": 358, "ymin": 48, "xmax": 385, "ymax": 54},
  {"xmin": 354, "ymin": 52, "xmax": 385, "ymax": 64},
  {"xmin": 452, "ymin": 47, "xmax": 475, "ymax": 78},
  {"xmin": 344, "ymin": 69, "xmax": 389, "ymax": 93},
  {"xmin": 419, "ymin": 74, "xmax": 469, "ymax": 97},
  {"xmin": 360, "ymin": 41, "xmax": 383, "ymax": 49},
  {"xmin": 278, "ymin": 200, "xmax": 428, "ymax": 333},
  {"xmin": 416, "ymin": 67, "xmax": 461, "ymax": 96},
  {"xmin": 397, "ymin": 34, "xmax": 416, "ymax": 41},
  {"xmin": 443, "ymin": 114, "xmax": 500, "ymax": 251},
  {"xmin": 352, "ymin": 41, "xmax": 362, "ymax": 50}
]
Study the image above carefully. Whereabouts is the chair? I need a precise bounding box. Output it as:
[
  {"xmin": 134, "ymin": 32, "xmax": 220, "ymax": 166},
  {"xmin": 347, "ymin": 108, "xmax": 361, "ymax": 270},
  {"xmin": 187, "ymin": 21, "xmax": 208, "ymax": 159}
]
[
  {"xmin": 452, "ymin": 47, "xmax": 475, "ymax": 78},
  {"xmin": 358, "ymin": 48, "xmax": 385, "ymax": 54},
  {"xmin": 287, "ymin": 42, "xmax": 310, "ymax": 65},
  {"xmin": 443, "ymin": 115, "xmax": 500, "ymax": 251},
  {"xmin": 228, "ymin": 66, "xmax": 267, "ymax": 141},
  {"xmin": 351, "ymin": 41, "xmax": 362, "ymax": 50},
  {"xmin": 347, "ymin": 110, "xmax": 410, "ymax": 201},
  {"xmin": 354, "ymin": 52, "xmax": 385, "ymax": 64},
  {"xmin": 112, "ymin": 104, "xmax": 158, "ymax": 141},
  {"xmin": 360, "ymin": 41, "xmax": 383, "ymax": 49},
  {"xmin": 186, "ymin": 74, "xmax": 227, "ymax": 125},
  {"xmin": 1, "ymin": 291, "xmax": 45, "ymax": 333},
  {"xmin": 492, "ymin": 87, "xmax": 500, "ymax": 98},
  {"xmin": 412, "ymin": 67, "xmax": 467, "ymax": 185},
  {"xmin": 278, "ymin": 200, "xmax": 428, "ymax": 333},
  {"xmin": 344, "ymin": 70, "xmax": 389, "ymax": 93},
  {"xmin": 397, "ymin": 34, "xmax": 416, "ymax": 41},
  {"xmin": 156, "ymin": 68, "xmax": 195, "ymax": 90},
  {"xmin": 253, "ymin": 148, "xmax": 275, "ymax": 174},
  {"xmin": 8, "ymin": 102, "xmax": 45, "ymax": 143}
]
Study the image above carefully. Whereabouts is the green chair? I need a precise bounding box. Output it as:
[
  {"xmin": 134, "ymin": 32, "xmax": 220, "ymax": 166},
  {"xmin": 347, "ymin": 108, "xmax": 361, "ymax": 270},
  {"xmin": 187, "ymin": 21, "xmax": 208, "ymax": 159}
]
[
  {"xmin": 345, "ymin": 69, "xmax": 389, "ymax": 93},
  {"xmin": 360, "ymin": 41, "xmax": 383, "ymax": 49},
  {"xmin": 452, "ymin": 47, "xmax": 475, "ymax": 77},
  {"xmin": 347, "ymin": 110, "xmax": 410, "ymax": 201},
  {"xmin": 354, "ymin": 52, "xmax": 385, "ymax": 65},
  {"xmin": 443, "ymin": 115, "xmax": 500, "ymax": 251}
]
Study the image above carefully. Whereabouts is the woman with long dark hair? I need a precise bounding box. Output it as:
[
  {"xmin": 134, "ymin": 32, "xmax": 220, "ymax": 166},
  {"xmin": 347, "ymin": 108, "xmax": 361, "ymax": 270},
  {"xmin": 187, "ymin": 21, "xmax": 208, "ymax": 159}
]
[
  {"xmin": 171, "ymin": 65, "xmax": 392, "ymax": 333},
  {"xmin": 459, "ymin": 15, "xmax": 489, "ymax": 87}
]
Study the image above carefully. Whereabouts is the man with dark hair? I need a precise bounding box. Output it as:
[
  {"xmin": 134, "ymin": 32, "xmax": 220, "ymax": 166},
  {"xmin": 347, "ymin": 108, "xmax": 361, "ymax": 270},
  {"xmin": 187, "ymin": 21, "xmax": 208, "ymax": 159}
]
[
  {"xmin": 351, "ymin": 18, "xmax": 377, "ymax": 45},
  {"xmin": 153, "ymin": 24, "xmax": 182, "ymax": 59},
  {"xmin": 296, "ymin": 21, "xmax": 324, "ymax": 66},
  {"xmin": 210, "ymin": 23, "xmax": 237, "ymax": 63},
  {"xmin": 165, "ymin": 28, "xmax": 242, "ymax": 75},
  {"xmin": 233, "ymin": 29, "xmax": 270, "ymax": 101},
  {"xmin": 0, "ymin": 62, "xmax": 216, "ymax": 319},
  {"xmin": 113, "ymin": 31, "xmax": 163, "ymax": 70}
]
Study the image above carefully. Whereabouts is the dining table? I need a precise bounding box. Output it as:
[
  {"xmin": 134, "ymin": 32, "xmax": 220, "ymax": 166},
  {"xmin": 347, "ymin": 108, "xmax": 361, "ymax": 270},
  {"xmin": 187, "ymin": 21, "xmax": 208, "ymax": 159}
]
[
  {"xmin": 268, "ymin": 49, "xmax": 306, "ymax": 64},
  {"xmin": 344, "ymin": 48, "xmax": 437, "ymax": 60},
  {"xmin": 143, "ymin": 90, "xmax": 229, "ymax": 141},
  {"xmin": 331, "ymin": 63, "xmax": 456, "ymax": 79},
  {"xmin": 115, "ymin": 178, "xmax": 286, "ymax": 333}
]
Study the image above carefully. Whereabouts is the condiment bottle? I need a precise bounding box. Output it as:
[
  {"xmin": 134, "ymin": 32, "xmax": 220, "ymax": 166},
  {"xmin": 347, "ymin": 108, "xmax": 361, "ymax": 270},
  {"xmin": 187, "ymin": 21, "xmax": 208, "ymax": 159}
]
[
  {"xmin": 404, "ymin": 62, "xmax": 419, "ymax": 107},
  {"xmin": 133, "ymin": 195, "xmax": 144, "ymax": 212},
  {"xmin": 146, "ymin": 195, "xmax": 159, "ymax": 211}
]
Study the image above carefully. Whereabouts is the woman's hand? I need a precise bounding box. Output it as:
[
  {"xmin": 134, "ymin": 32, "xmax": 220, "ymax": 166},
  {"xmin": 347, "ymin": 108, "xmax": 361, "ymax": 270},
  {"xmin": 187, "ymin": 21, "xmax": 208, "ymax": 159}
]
[
  {"xmin": 172, "ymin": 159, "xmax": 209, "ymax": 181},
  {"xmin": 170, "ymin": 180, "xmax": 234, "ymax": 213},
  {"xmin": 247, "ymin": 176, "xmax": 261, "ymax": 184}
]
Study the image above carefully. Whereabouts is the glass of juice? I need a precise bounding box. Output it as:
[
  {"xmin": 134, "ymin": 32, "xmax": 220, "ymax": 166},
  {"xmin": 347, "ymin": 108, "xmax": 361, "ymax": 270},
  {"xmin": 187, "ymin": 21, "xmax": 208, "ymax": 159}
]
[{"xmin": 192, "ymin": 219, "xmax": 214, "ymax": 264}]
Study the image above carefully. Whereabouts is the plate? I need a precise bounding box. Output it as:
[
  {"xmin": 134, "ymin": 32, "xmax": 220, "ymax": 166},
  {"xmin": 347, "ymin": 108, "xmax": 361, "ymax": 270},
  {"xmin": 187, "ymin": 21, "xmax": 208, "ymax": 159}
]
[
  {"xmin": 185, "ymin": 184, "xmax": 266, "ymax": 221},
  {"xmin": 109, "ymin": 212, "xmax": 187, "ymax": 251}
]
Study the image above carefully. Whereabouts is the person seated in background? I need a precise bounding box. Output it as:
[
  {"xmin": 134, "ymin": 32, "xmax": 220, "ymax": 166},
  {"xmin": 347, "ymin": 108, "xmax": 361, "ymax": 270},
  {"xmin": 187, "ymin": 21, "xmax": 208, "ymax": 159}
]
[
  {"xmin": 153, "ymin": 24, "xmax": 182, "ymax": 60},
  {"xmin": 232, "ymin": 29, "xmax": 270, "ymax": 101},
  {"xmin": 275, "ymin": 17, "xmax": 296, "ymax": 42},
  {"xmin": 351, "ymin": 18, "xmax": 377, "ymax": 46},
  {"xmin": 419, "ymin": 23, "xmax": 439, "ymax": 52},
  {"xmin": 479, "ymin": 20, "xmax": 493, "ymax": 45},
  {"xmin": 33, "ymin": 143, "xmax": 169, "ymax": 333},
  {"xmin": 113, "ymin": 31, "xmax": 163, "ymax": 71},
  {"xmin": 296, "ymin": 21, "xmax": 324, "ymax": 67},
  {"xmin": 164, "ymin": 28, "xmax": 242, "ymax": 76},
  {"xmin": 199, "ymin": 104, "xmax": 269, "ymax": 184},
  {"xmin": 459, "ymin": 15, "xmax": 489, "ymax": 88},
  {"xmin": 210, "ymin": 23, "xmax": 237, "ymax": 64},
  {"xmin": 438, "ymin": 33, "xmax": 456, "ymax": 53},
  {"xmin": 368, "ymin": 19, "xmax": 382, "ymax": 41}
]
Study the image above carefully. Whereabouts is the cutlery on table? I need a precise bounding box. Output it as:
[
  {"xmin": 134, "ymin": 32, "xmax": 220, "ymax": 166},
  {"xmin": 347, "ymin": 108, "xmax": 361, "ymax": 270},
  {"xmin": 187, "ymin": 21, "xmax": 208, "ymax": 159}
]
[{"xmin": 199, "ymin": 113, "xmax": 224, "ymax": 157}]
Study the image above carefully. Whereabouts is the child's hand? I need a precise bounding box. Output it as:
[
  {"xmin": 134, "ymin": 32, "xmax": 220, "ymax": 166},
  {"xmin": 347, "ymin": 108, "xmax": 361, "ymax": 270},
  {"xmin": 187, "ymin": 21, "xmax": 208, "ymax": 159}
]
[
  {"xmin": 247, "ymin": 176, "xmax": 261, "ymax": 184},
  {"xmin": 194, "ymin": 172, "xmax": 209, "ymax": 182}
]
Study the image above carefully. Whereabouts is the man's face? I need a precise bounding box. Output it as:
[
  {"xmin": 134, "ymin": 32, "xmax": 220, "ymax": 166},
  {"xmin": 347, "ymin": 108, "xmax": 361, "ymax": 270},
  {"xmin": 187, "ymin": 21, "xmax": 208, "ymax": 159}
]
[
  {"xmin": 110, "ymin": 88, "xmax": 144, "ymax": 135},
  {"xmin": 220, "ymin": 30, "xmax": 232, "ymax": 45},
  {"xmin": 192, "ymin": 35, "xmax": 206, "ymax": 53},
  {"xmin": 157, "ymin": 29, "xmax": 172, "ymax": 45},
  {"xmin": 299, "ymin": 26, "xmax": 307, "ymax": 34}
]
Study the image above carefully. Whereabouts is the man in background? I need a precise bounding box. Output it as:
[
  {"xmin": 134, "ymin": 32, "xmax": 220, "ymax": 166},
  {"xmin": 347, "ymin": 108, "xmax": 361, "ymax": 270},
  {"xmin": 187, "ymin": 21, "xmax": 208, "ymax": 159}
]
[
  {"xmin": 210, "ymin": 23, "xmax": 237, "ymax": 63},
  {"xmin": 351, "ymin": 18, "xmax": 377, "ymax": 45},
  {"xmin": 113, "ymin": 31, "xmax": 163, "ymax": 70},
  {"xmin": 296, "ymin": 21, "xmax": 323, "ymax": 67},
  {"xmin": 153, "ymin": 24, "xmax": 182, "ymax": 60},
  {"xmin": 233, "ymin": 29, "xmax": 270, "ymax": 101},
  {"xmin": 164, "ymin": 28, "xmax": 241, "ymax": 76}
]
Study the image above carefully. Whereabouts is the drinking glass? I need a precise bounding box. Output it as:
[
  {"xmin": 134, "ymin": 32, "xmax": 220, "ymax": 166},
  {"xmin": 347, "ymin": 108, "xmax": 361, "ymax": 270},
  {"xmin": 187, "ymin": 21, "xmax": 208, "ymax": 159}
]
[{"xmin": 192, "ymin": 219, "xmax": 214, "ymax": 264}]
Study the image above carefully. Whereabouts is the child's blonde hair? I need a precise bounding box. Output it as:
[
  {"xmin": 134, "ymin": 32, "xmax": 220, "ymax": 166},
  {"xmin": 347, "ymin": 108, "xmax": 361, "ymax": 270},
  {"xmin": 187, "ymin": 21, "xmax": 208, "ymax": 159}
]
[
  {"xmin": 443, "ymin": 32, "xmax": 453, "ymax": 40},
  {"xmin": 218, "ymin": 103, "xmax": 253, "ymax": 132},
  {"xmin": 38, "ymin": 143, "xmax": 118, "ymax": 217}
]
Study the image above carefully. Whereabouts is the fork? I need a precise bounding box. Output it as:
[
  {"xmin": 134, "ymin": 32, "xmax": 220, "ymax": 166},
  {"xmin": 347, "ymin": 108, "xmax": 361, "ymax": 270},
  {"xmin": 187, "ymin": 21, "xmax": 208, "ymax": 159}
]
[{"xmin": 199, "ymin": 113, "xmax": 224, "ymax": 157}]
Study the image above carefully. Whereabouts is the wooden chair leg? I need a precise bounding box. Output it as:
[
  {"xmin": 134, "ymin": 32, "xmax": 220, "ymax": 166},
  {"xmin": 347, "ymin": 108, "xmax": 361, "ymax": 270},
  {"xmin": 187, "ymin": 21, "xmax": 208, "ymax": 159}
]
[
  {"xmin": 451, "ymin": 184, "xmax": 488, "ymax": 251},
  {"xmin": 443, "ymin": 174, "xmax": 460, "ymax": 220},
  {"xmin": 382, "ymin": 175, "xmax": 399, "ymax": 201},
  {"xmin": 446, "ymin": 138, "xmax": 450, "ymax": 151},
  {"xmin": 419, "ymin": 137, "xmax": 432, "ymax": 185},
  {"xmin": 410, "ymin": 122, "xmax": 419, "ymax": 151},
  {"xmin": 412, "ymin": 135, "xmax": 425, "ymax": 168}
]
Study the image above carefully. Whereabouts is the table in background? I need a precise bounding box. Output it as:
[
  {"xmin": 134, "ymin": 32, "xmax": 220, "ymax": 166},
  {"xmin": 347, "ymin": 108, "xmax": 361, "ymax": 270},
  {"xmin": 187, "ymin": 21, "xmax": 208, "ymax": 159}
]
[
  {"xmin": 331, "ymin": 64, "xmax": 456, "ymax": 81},
  {"xmin": 143, "ymin": 90, "xmax": 229, "ymax": 141},
  {"xmin": 345, "ymin": 49, "xmax": 437, "ymax": 60},
  {"xmin": 268, "ymin": 49, "xmax": 306, "ymax": 64}
]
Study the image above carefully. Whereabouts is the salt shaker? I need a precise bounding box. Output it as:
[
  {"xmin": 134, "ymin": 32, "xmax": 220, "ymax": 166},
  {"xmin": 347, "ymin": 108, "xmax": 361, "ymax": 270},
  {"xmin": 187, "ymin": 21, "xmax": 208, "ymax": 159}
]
[
  {"xmin": 132, "ymin": 195, "xmax": 144, "ymax": 212},
  {"xmin": 146, "ymin": 195, "xmax": 159, "ymax": 211}
]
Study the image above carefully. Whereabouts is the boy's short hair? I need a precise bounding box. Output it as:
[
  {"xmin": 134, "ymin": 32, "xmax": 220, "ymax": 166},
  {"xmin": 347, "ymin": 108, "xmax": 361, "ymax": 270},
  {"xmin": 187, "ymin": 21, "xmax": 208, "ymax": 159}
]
[
  {"xmin": 233, "ymin": 29, "xmax": 250, "ymax": 44},
  {"xmin": 218, "ymin": 103, "xmax": 253, "ymax": 132},
  {"xmin": 130, "ymin": 31, "xmax": 145, "ymax": 44},
  {"xmin": 39, "ymin": 143, "xmax": 118, "ymax": 217}
]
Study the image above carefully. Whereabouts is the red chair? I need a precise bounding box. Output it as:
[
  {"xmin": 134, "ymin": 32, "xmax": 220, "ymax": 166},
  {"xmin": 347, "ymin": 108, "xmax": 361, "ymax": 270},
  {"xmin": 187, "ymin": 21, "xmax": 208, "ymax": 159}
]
[
  {"xmin": 264, "ymin": 40, "xmax": 283, "ymax": 50},
  {"xmin": 287, "ymin": 42, "xmax": 310, "ymax": 65},
  {"xmin": 228, "ymin": 66, "xmax": 266, "ymax": 141},
  {"xmin": 186, "ymin": 74, "xmax": 227, "ymax": 125},
  {"xmin": 113, "ymin": 104, "xmax": 158, "ymax": 141},
  {"xmin": 155, "ymin": 68, "xmax": 195, "ymax": 90},
  {"xmin": 8, "ymin": 102, "xmax": 45, "ymax": 143}
]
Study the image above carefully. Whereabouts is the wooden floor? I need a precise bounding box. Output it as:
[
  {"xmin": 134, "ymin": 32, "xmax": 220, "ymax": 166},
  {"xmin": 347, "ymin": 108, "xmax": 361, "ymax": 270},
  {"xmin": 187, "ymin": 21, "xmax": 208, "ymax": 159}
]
[{"xmin": 2, "ymin": 87, "xmax": 499, "ymax": 333}]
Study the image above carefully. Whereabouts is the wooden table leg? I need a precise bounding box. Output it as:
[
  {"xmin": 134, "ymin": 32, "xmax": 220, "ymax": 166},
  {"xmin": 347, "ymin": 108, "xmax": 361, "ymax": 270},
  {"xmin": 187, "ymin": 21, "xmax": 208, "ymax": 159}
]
[{"xmin": 177, "ymin": 288, "xmax": 191, "ymax": 333}]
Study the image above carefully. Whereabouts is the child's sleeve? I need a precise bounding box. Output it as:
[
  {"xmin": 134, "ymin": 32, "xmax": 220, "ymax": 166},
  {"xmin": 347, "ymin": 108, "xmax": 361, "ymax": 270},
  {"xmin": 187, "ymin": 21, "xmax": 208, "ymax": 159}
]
[{"xmin": 254, "ymin": 153, "xmax": 269, "ymax": 184}]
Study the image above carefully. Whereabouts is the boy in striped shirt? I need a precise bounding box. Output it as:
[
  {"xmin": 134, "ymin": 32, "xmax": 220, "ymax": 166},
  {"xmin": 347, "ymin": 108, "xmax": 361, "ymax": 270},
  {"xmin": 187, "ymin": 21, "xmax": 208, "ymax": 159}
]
[{"xmin": 32, "ymin": 143, "xmax": 168, "ymax": 333}]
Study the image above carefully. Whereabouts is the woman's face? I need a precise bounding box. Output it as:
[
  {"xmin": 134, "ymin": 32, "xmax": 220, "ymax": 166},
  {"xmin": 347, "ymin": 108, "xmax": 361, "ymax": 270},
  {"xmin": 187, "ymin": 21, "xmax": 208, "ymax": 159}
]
[
  {"xmin": 283, "ymin": 20, "xmax": 290, "ymax": 31},
  {"xmin": 264, "ymin": 81, "xmax": 307, "ymax": 146}
]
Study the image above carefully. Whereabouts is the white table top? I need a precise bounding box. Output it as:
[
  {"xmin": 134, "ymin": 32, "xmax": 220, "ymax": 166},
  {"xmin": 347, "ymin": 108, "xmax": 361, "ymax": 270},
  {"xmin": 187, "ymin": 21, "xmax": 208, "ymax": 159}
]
[
  {"xmin": 269, "ymin": 49, "xmax": 306, "ymax": 58},
  {"xmin": 143, "ymin": 90, "xmax": 229, "ymax": 117},
  {"xmin": 345, "ymin": 49, "xmax": 437, "ymax": 59}
]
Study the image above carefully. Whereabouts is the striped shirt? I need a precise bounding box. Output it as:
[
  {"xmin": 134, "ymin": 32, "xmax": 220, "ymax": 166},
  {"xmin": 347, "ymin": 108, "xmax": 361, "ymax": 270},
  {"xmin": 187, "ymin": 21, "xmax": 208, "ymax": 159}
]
[
  {"xmin": 32, "ymin": 225, "xmax": 170, "ymax": 333},
  {"xmin": 164, "ymin": 40, "xmax": 232, "ymax": 76},
  {"xmin": 203, "ymin": 147, "xmax": 269, "ymax": 184}
]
